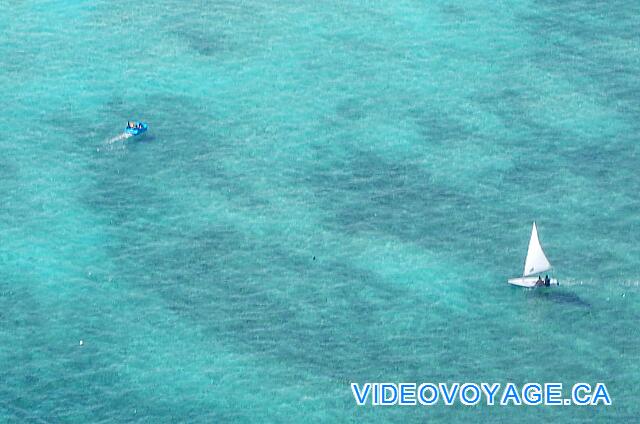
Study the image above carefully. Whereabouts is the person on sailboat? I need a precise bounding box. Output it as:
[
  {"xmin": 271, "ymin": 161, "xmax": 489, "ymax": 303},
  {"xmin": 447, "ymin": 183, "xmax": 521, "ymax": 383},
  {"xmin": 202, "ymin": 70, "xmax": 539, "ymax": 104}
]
[
  {"xmin": 536, "ymin": 276, "xmax": 544, "ymax": 287},
  {"xmin": 544, "ymin": 275, "xmax": 550, "ymax": 287}
]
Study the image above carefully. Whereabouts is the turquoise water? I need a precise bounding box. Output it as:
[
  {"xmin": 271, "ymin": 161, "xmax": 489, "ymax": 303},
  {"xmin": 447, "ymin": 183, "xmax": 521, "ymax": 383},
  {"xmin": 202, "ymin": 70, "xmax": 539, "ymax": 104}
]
[{"xmin": 1, "ymin": 0, "xmax": 639, "ymax": 422}]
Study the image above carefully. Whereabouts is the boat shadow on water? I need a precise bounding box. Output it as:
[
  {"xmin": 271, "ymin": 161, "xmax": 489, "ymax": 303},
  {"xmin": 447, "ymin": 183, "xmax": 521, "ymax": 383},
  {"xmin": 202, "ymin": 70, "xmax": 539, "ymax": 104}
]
[
  {"xmin": 532, "ymin": 289, "xmax": 591, "ymax": 308},
  {"xmin": 130, "ymin": 134, "xmax": 156, "ymax": 143}
]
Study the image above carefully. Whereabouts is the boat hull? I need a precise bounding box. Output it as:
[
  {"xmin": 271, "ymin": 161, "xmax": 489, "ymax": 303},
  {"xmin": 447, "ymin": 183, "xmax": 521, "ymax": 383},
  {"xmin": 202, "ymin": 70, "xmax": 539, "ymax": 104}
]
[
  {"xmin": 124, "ymin": 122, "xmax": 148, "ymax": 136},
  {"xmin": 507, "ymin": 276, "xmax": 558, "ymax": 288}
]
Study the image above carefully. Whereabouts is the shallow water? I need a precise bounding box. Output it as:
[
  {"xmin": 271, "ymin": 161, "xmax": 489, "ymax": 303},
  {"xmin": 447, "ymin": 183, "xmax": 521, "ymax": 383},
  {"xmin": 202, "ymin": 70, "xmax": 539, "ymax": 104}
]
[{"xmin": 1, "ymin": 0, "xmax": 639, "ymax": 422}]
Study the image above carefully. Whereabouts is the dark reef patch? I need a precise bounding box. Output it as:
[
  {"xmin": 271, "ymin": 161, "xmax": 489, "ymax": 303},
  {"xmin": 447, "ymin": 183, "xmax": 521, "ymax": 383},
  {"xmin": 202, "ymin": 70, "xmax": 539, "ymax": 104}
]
[
  {"xmin": 304, "ymin": 147, "xmax": 505, "ymax": 264},
  {"xmin": 521, "ymin": 0, "xmax": 640, "ymax": 118},
  {"xmin": 175, "ymin": 28, "xmax": 233, "ymax": 57}
]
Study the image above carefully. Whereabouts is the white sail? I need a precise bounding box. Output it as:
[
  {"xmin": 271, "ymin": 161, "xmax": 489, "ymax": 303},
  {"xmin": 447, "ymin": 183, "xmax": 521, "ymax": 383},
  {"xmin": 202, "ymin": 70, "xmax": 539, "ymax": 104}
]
[{"xmin": 522, "ymin": 222, "xmax": 552, "ymax": 276}]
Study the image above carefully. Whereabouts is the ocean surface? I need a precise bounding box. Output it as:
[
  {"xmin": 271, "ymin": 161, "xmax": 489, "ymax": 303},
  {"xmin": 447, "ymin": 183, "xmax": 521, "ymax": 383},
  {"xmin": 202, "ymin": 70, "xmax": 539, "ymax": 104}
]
[{"xmin": 1, "ymin": 0, "xmax": 639, "ymax": 422}]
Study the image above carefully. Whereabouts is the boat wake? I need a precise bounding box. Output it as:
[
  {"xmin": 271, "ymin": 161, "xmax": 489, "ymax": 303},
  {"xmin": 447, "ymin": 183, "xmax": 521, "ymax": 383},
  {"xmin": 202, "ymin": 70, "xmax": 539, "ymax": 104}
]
[{"xmin": 106, "ymin": 132, "xmax": 132, "ymax": 144}]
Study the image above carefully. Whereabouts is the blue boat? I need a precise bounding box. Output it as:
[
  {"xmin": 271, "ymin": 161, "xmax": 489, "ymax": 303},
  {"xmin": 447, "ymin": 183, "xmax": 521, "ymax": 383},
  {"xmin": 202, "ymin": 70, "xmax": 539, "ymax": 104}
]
[{"xmin": 124, "ymin": 121, "xmax": 148, "ymax": 136}]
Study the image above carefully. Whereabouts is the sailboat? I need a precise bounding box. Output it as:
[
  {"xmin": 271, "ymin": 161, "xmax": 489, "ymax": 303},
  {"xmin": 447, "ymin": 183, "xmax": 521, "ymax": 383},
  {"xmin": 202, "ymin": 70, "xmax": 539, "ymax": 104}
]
[{"xmin": 508, "ymin": 222, "xmax": 558, "ymax": 288}]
